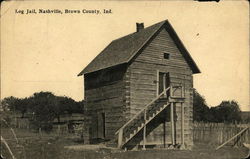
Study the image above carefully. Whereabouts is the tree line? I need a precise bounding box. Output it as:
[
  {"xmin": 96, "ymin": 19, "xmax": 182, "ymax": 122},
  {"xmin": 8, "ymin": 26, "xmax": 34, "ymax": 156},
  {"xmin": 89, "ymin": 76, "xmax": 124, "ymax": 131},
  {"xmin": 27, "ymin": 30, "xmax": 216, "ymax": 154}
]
[
  {"xmin": 1, "ymin": 89, "xmax": 244, "ymax": 129},
  {"xmin": 193, "ymin": 89, "xmax": 242, "ymax": 123},
  {"xmin": 1, "ymin": 91, "xmax": 84, "ymax": 130}
]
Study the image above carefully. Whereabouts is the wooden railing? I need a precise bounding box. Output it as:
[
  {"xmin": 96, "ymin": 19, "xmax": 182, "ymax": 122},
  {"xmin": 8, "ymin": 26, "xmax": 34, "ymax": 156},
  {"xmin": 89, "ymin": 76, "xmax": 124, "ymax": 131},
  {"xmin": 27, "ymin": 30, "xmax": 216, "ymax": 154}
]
[
  {"xmin": 115, "ymin": 86, "xmax": 171, "ymax": 148},
  {"xmin": 170, "ymin": 84, "xmax": 184, "ymax": 98}
]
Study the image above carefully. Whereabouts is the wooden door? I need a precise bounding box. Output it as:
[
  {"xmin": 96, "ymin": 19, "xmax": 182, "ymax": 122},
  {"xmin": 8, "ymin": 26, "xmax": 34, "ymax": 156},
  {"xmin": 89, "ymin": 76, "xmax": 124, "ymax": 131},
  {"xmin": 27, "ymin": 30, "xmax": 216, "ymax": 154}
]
[
  {"xmin": 158, "ymin": 72, "xmax": 170, "ymax": 95},
  {"xmin": 91, "ymin": 115, "xmax": 98, "ymax": 139},
  {"xmin": 97, "ymin": 112, "xmax": 105, "ymax": 139}
]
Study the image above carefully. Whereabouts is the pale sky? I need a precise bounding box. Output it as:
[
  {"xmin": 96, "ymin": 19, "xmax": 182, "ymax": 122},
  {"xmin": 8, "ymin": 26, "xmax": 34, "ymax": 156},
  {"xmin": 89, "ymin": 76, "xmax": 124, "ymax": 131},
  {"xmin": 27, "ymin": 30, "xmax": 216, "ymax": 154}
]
[{"xmin": 1, "ymin": 1, "xmax": 249, "ymax": 111}]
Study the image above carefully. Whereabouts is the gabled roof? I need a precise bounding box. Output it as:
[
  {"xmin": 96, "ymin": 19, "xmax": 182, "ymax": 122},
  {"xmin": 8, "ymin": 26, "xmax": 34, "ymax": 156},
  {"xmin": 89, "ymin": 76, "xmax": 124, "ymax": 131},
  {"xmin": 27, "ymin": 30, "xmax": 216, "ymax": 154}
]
[{"xmin": 78, "ymin": 20, "xmax": 200, "ymax": 76}]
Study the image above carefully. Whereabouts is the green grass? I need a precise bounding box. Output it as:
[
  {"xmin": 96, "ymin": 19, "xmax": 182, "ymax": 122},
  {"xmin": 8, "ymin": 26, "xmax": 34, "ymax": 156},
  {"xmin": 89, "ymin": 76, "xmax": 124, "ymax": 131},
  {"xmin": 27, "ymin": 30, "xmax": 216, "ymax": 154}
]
[{"xmin": 1, "ymin": 128, "xmax": 249, "ymax": 159}]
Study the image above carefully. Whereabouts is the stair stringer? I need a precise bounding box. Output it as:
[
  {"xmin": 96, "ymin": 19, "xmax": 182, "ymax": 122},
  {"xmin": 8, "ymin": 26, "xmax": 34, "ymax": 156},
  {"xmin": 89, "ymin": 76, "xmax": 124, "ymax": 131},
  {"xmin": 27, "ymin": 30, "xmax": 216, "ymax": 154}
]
[{"xmin": 120, "ymin": 100, "xmax": 171, "ymax": 149}]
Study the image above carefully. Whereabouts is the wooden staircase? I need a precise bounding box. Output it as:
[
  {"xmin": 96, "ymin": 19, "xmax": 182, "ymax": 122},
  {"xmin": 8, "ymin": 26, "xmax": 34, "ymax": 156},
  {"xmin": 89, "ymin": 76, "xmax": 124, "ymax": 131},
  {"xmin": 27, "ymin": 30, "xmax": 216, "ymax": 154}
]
[{"xmin": 115, "ymin": 87, "xmax": 172, "ymax": 149}]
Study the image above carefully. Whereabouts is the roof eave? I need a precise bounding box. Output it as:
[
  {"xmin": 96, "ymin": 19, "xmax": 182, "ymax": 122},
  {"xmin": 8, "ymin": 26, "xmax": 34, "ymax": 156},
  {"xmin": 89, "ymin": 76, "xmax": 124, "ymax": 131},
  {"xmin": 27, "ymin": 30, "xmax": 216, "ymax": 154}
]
[
  {"xmin": 77, "ymin": 72, "xmax": 83, "ymax": 76},
  {"xmin": 78, "ymin": 62, "xmax": 128, "ymax": 76}
]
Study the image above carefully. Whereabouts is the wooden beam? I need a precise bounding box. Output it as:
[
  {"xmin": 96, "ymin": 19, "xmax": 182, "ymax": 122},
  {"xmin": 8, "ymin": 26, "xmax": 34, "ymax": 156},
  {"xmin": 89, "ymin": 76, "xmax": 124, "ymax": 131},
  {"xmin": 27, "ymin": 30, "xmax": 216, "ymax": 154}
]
[
  {"xmin": 181, "ymin": 85, "xmax": 184, "ymax": 98},
  {"xmin": 163, "ymin": 73, "xmax": 166, "ymax": 96},
  {"xmin": 171, "ymin": 102, "xmax": 175, "ymax": 145},
  {"xmin": 1, "ymin": 136, "xmax": 16, "ymax": 159},
  {"xmin": 156, "ymin": 70, "xmax": 159, "ymax": 96},
  {"xmin": 216, "ymin": 127, "xmax": 249, "ymax": 150},
  {"xmin": 170, "ymin": 86, "xmax": 173, "ymax": 98},
  {"xmin": 143, "ymin": 109, "xmax": 146, "ymax": 150},
  {"xmin": 181, "ymin": 103, "xmax": 185, "ymax": 147},
  {"xmin": 118, "ymin": 128, "xmax": 123, "ymax": 148}
]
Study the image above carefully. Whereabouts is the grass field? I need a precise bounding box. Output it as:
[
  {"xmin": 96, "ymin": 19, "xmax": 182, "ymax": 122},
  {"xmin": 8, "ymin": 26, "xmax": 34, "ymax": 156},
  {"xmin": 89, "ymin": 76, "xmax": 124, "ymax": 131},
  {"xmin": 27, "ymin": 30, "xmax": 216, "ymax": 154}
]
[{"xmin": 1, "ymin": 128, "xmax": 249, "ymax": 159}]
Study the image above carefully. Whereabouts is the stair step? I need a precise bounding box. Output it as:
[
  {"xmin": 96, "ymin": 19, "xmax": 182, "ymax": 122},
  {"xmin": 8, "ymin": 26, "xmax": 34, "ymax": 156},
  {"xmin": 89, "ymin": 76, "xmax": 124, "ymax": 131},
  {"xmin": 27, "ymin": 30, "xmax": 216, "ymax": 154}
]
[
  {"xmin": 155, "ymin": 100, "xmax": 164, "ymax": 103},
  {"xmin": 146, "ymin": 105, "xmax": 168, "ymax": 121},
  {"xmin": 125, "ymin": 137, "xmax": 129, "ymax": 142},
  {"xmin": 158, "ymin": 99, "xmax": 168, "ymax": 102},
  {"xmin": 133, "ymin": 129, "xmax": 137, "ymax": 135},
  {"xmin": 120, "ymin": 101, "xmax": 170, "ymax": 147},
  {"xmin": 130, "ymin": 133, "xmax": 133, "ymax": 139}
]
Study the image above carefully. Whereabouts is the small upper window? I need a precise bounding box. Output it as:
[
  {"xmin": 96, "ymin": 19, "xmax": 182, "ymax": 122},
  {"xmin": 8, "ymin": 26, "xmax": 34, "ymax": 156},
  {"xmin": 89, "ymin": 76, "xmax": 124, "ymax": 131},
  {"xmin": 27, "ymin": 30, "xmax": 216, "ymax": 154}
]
[{"xmin": 164, "ymin": 53, "xmax": 170, "ymax": 59}]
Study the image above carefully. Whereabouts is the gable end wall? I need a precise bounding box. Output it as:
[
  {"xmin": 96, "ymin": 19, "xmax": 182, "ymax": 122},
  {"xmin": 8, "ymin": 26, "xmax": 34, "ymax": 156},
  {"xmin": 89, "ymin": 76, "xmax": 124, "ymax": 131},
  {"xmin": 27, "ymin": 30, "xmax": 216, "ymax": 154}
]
[{"xmin": 127, "ymin": 28, "xmax": 194, "ymax": 147}]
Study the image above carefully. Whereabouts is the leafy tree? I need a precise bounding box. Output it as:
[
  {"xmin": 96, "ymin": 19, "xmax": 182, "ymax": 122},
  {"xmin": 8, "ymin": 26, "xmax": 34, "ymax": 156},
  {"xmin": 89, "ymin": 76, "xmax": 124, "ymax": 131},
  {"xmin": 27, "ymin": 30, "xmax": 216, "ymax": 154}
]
[
  {"xmin": 210, "ymin": 100, "xmax": 241, "ymax": 123},
  {"xmin": 193, "ymin": 89, "xmax": 211, "ymax": 122},
  {"xmin": 1, "ymin": 96, "xmax": 19, "ymax": 111},
  {"xmin": 30, "ymin": 92, "xmax": 57, "ymax": 130},
  {"xmin": 1, "ymin": 92, "xmax": 85, "ymax": 131},
  {"xmin": 53, "ymin": 96, "xmax": 71, "ymax": 122},
  {"xmin": 70, "ymin": 100, "xmax": 84, "ymax": 114},
  {"xmin": 1, "ymin": 96, "xmax": 30, "ymax": 117},
  {"xmin": 15, "ymin": 97, "xmax": 30, "ymax": 117},
  {"xmin": 53, "ymin": 96, "xmax": 84, "ymax": 122}
]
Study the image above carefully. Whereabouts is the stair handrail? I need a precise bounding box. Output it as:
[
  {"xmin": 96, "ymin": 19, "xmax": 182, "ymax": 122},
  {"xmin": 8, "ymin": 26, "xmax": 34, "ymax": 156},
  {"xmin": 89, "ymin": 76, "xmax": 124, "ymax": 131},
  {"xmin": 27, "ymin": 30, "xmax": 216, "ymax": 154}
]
[{"xmin": 115, "ymin": 86, "xmax": 170, "ymax": 135}]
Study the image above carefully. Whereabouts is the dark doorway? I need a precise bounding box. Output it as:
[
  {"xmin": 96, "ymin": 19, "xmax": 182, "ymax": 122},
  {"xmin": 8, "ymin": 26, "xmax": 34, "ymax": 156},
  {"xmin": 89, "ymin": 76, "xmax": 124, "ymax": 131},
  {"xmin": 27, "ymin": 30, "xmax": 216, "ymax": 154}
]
[
  {"xmin": 158, "ymin": 72, "xmax": 170, "ymax": 95},
  {"xmin": 97, "ymin": 112, "xmax": 105, "ymax": 139}
]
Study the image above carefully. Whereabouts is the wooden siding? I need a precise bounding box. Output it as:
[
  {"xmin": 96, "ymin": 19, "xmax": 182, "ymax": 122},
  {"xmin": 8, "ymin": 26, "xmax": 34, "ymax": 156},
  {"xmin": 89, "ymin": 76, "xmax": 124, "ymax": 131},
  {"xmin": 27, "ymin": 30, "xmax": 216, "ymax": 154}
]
[
  {"xmin": 127, "ymin": 28, "xmax": 194, "ymax": 147},
  {"xmin": 83, "ymin": 27, "xmax": 195, "ymax": 147},
  {"xmin": 84, "ymin": 65, "xmax": 127, "ymax": 142}
]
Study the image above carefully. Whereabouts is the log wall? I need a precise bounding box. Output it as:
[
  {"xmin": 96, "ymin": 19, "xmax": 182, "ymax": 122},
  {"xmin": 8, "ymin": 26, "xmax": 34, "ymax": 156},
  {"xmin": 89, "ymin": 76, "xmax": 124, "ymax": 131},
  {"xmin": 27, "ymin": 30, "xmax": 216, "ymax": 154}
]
[
  {"xmin": 84, "ymin": 65, "xmax": 127, "ymax": 142},
  {"xmin": 127, "ymin": 28, "xmax": 194, "ymax": 147},
  {"xmin": 83, "ymin": 27, "xmax": 195, "ymax": 147}
]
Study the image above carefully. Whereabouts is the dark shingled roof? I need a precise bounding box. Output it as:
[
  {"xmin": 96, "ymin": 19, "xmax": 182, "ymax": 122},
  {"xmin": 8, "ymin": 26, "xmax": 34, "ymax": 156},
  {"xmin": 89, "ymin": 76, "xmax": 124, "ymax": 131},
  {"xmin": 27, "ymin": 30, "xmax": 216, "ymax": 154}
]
[{"xmin": 78, "ymin": 20, "xmax": 200, "ymax": 75}]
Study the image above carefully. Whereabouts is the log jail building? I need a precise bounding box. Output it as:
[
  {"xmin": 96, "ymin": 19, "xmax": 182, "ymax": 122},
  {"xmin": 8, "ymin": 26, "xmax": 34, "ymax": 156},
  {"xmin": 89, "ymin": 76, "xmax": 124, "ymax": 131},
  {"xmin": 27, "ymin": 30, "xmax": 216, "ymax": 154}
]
[{"xmin": 78, "ymin": 20, "xmax": 201, "ymax": 149}]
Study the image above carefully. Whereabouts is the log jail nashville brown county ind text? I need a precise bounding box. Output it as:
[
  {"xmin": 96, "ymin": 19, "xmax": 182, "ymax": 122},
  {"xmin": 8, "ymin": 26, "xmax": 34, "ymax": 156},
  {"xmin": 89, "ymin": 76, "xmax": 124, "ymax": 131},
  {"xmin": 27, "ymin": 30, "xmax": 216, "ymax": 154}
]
[{"xmin": 15, "ymin": 9, "xmax": 112, "ymax": 15}]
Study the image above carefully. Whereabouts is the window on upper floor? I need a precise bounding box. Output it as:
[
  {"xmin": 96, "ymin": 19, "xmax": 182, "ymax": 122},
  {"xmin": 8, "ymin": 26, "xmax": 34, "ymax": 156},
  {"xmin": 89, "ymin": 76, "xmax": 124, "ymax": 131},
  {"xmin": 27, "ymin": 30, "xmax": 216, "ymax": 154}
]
[{"xmin": 164, "ymin": 53, "xmax": 170, "ymax": 59}]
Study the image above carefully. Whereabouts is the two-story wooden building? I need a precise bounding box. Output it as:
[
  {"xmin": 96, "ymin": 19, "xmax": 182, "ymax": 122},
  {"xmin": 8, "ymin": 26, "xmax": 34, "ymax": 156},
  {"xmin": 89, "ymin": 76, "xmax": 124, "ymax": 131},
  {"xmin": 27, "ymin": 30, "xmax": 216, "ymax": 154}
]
[{"xmin": 78, "ymin": 20, "xmax": 200, "ymax": 150}]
